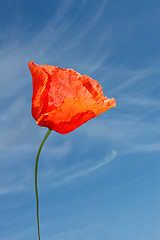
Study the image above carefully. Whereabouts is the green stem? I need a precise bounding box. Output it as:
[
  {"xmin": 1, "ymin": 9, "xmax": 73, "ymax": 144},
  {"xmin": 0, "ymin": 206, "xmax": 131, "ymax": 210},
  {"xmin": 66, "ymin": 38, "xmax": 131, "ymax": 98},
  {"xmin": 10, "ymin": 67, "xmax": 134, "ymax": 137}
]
[{"xmin": 35, "ymin": 128, "xmax": 52, "ymax": 240}]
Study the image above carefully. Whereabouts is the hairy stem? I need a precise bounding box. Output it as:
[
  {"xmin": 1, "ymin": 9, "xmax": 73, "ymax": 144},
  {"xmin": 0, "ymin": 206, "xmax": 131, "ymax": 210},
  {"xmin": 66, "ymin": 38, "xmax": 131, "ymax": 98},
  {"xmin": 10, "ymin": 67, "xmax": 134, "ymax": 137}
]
[{"xmin": 35, "ymin": 129, "xmax": 52, "ymax": 240}]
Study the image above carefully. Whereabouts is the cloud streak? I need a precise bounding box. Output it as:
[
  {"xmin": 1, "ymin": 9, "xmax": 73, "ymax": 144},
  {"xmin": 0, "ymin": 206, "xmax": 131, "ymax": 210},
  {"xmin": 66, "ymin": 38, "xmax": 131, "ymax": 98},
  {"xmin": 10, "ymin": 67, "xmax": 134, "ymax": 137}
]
[
  {"xmin": 126, "ymin": 142, "xmax": 160, "ymax": 153},
  {"xmin": 50, "ymin": 151, "xmax": 117, "ymax": 188},
  {"xmin": 44, "ymin": 223, "xmax": 102, "ymax": 240}
]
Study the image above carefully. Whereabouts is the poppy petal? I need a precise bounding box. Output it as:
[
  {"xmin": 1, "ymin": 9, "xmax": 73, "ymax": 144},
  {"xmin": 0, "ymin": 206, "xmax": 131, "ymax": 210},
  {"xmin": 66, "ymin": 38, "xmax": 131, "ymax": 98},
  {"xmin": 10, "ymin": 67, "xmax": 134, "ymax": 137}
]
[{"xmin": 28, "ymin": 61, "xmax": 116, "ymax": 134}]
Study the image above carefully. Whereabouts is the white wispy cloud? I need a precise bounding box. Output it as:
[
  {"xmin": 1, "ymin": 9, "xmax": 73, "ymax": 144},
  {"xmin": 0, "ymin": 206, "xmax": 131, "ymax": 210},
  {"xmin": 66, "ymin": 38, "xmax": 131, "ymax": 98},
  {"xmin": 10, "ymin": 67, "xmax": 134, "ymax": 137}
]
[
  {"xmin": 126, "ymin": 142, "xmax": 160, "ymax": 153},
  {"xmin": 111, "ymin": 67, "xmax": 153, "ymax": 94},
  {"xmin": 82, "ymin": 110, "xmax": 160, "ymax": 156},
  {"xmin": 0, "ymin": 147, "xmax": 116, "ymax": 195},
  {"xmin": 120, "ymin": 95, "xmax": 160, "ymax": 106},
  {"xmin": 0, "ymin": 171, "xmax": 31, "ymax": 195},
  {"xmin": 62, "ymin": 0, "xmax": 108, "ymax": 48},
  {"xmin": 43, "ymin": 223, "xmax": 102, "ymax": 240},
  {"xmin": 43, "ymin": 141, "xmax": 72, "ymax": 160},
  {"xmin": 0, "ymin": 225, "xmax": 35, "ymax": 240},
  {"xmin": 48, "ymin": 151, "xmax": 117, "ymax": 188},
  {"xmin": 108, "ymin": 176, "xmax": 145, "ymax": 192}
]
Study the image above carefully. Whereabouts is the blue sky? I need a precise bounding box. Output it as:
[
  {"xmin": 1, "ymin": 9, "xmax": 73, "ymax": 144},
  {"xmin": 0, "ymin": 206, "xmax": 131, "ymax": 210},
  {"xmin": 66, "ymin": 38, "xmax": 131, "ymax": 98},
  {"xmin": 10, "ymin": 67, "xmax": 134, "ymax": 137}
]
[{"xmin": 0, "ymin": 0, "xmax": 160, "ymax": 239}]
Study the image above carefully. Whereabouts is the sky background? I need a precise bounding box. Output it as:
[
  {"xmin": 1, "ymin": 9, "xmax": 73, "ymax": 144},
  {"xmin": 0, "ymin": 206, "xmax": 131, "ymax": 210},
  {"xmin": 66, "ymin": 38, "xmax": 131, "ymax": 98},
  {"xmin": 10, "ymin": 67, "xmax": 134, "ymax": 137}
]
[{"xmin": 0, "ymin": 0, "xmax": 160, "ymax": 239}]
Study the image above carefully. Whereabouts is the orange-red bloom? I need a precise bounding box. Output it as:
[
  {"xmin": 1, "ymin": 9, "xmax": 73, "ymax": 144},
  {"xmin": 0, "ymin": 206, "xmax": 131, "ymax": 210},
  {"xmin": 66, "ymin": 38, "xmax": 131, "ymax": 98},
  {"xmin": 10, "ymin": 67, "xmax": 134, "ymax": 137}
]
[{"xmin": 28, "ymin": 61, "xmax": 116, "ymax": 134}]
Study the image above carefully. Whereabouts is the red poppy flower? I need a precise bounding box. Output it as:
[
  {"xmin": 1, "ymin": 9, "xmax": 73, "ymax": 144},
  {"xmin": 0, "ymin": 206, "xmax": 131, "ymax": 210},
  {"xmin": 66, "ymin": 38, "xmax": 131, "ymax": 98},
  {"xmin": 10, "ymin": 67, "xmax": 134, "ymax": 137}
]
[{"xmin": 28, "ymin": 61, "xmax": 116, "ymax": 134}]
